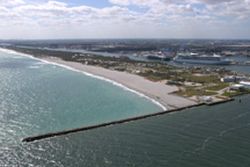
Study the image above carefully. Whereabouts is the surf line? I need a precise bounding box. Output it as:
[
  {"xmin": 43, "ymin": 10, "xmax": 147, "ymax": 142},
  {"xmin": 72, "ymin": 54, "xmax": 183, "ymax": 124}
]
[
  {"xmin": 22, "ymin": 103, "xmax": 205, "ymax": 143},
  {"xmin": 0, "ymin": 48, "xmax": 167, "ymax": 111}
]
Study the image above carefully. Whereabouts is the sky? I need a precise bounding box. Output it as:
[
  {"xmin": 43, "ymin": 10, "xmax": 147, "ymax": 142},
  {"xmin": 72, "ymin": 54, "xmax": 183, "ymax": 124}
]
[{"xmin": 0, "ymin": 0, "xmax": 250, "ymax": 39}]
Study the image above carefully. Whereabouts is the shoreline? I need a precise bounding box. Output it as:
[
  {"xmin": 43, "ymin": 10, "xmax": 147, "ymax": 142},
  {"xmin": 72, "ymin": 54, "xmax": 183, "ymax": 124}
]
[
  {"xmin": 45, "ymin": 57, "xmax": 197, "ymax": 109},
  {"xmin": 0, "ymin": 48, "xmax": 197, "ymax": 110}
]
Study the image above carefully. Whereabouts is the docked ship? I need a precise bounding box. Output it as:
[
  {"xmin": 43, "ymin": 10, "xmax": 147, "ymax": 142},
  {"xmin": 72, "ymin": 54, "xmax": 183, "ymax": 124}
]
[
  {"xmin": 239, "ymin": 81, "xmax": 250, "ymax": 89},
  {"xmin": 146, "ymin": 51, "xmax": 173, "ymax": 61},
  {"xmin": 173, "ymin": 53, "xmax": 231, "ymax": 65},
  {"xmin": 146, "ymin": 55, "xmax": 171, "ymax": 61}
]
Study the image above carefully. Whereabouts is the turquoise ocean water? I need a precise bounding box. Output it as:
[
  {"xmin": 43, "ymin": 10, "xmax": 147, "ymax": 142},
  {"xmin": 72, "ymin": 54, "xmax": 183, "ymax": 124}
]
[
  {"xmin": 0, "ymin": 50, "xmax": 161, "ymax": 145},
  {"xmin": 1, "ymin": 49, "xmax": 250, "ymax": 166}
]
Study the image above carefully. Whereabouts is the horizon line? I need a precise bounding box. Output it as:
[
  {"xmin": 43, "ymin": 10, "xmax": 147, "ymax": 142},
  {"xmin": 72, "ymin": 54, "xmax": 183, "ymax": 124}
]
[{"xmin": 1, "ymin": 37, "xmax": 250, "ymax": 41}]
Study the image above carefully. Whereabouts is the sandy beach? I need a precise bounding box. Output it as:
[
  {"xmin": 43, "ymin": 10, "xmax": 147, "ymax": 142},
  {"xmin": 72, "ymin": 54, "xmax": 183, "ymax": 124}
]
[{"xmin": 44, "ymin": 57, "xmax": 197, "ymax": 110}]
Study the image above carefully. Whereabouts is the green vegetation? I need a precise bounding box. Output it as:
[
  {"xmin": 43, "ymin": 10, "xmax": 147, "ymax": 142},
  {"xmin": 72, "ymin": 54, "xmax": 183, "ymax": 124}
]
[
  {"xmin": 176, "ymin": 87, "xmax": 217, "ymax": 97},
  {"xmin": 179, "ymin": 73, "xmax": 220, "ymax": 83},
  {"xmin": 206, "ymin": 83, "xmax": 229, "ymax": 91},
  {"xmin": 140, "ymin": 69, "xmax": 222, "ymax": 85},
  {"xmin": 175, "ymin": 82, "xmax": 230, "ymax": 97},
  {"xmin": 139, "ymin": 68, "xmax": 221, "ymax": 84},
  {"xmin": 139, "ymin": 71, "xmax": 170, "ymax": 81},
  {"xmin": 222, "ymin": 89, "xmax": 250, "ymax": 97}
]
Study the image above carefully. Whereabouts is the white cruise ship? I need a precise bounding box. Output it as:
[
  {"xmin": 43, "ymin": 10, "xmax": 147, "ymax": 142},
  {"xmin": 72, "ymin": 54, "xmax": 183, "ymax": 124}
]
[{"xmin": 173, "ymin": 53, "xmax": 231, "ymax": 65}]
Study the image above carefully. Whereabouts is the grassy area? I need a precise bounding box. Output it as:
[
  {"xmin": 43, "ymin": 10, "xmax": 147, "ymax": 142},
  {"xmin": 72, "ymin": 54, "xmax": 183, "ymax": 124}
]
[
  {"xmin": 139, "ymin": 71, "xmax": 170, "ymax": 81},
  {"xmin": 176, "ymin": 87, "xmax": 217, "ymax": 97},
  {"xmin": 206, "ymin": 83, "xmax": 229, "ymax": 91},
  {"xmin": 179, "ymin": 73, "xmax": 220, "ymax": 83},
  {"xmin": 139, "ymin": 70, "xmax": 221, "ymax": 84},
  {"xmin": 222, "ymin": 89, "xmax": 250, "ymax": 97}
]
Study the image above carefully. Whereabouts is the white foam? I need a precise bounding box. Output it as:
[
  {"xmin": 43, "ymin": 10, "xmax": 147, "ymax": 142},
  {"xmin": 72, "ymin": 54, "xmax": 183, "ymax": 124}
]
[
  {"xmin": 35, "ymin": 62, "xmax": 46, "ymax": 65},
  {"xmin": 11, "ymin": 56, "xmax": 24, "ymax": 59},
  {"xmin": 0, "ymin": 48, "xmax": 167, "ymax": 111},
  {"xmin": 28, "ymin": 65, "xmax": 41, "ymax": 69}
]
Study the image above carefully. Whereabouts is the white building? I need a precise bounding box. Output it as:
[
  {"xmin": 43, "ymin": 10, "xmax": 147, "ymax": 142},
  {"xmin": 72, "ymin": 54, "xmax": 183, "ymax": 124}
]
[
  {"xmin": 230, "ymin": 84, "xmax": 244, "ymax": 90},
  {"xmin": 221, "ymin": 76, "xmax": 247, "ymax": 83}
]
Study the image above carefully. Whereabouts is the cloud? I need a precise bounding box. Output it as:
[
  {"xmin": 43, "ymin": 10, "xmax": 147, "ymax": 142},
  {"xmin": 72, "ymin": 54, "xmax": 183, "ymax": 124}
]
[
  {"xmin": 196, "ymin": 0, "xmax": 235, "ymax": 4},
  {"xmin": 0, "ymin": 0, "xmax": 249, "ymax": 39},
  {"xmin": 109, "ymin": 0, "xmax": 158, "ymax": 6},
  {"xmin": 0, "ymin": 0, "xmax": 25, "ymax": 6}
]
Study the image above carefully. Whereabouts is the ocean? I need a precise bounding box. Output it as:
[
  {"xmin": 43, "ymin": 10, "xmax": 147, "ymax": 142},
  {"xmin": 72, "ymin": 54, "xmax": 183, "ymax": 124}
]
[
  {"xmin": 1, "ymin": 49, "xmax": 250, "ymax": 166},
  {"xmin": 0, "ymin": 50, "xmax": 161, "ymax": 146}
]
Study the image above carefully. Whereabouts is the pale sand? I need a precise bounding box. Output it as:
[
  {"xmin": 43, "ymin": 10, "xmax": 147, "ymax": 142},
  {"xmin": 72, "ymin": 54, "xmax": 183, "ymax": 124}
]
[{"xmin": 44, "ymin": 57, "xmax": 197, "ymax": 110}]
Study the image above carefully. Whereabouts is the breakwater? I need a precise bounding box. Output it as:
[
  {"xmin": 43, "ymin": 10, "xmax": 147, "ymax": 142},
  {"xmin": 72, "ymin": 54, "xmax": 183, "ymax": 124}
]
[
  {"xmin": 22, "ymin": 103, "xmax": 205, "ymax": 142},
  {"xmin": 22, "ymin": 98, "xmax": 235, "ymax": 143}
]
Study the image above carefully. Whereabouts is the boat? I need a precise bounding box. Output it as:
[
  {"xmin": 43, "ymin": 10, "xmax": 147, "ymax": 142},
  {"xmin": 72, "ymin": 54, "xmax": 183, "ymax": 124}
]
[
  {"xmin": 146, "ymin": 55, "xmax": 171, "ymax": 61},
  {"xmin": 173, "ymin": 53, "xmax": 231, "ymax": 65},
  {"xmin": 146, "ymin": 51, "xmax": 172, "ymax": 61},
  {"xmin": 239, "ymin": 81, "xmax": 250, "ymax": 89}
]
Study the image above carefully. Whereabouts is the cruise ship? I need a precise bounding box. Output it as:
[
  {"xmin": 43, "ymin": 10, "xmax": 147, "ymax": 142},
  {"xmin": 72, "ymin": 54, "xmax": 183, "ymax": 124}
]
[
  {"xmin": 173, "ymin": 53, "xmax": 231, "ymax": 65},
  {"xmin": 146, "ymin": 51, "xmax": 173, "ymax": 61},
  {"xmin": 146, "ymin": 55, "xmax": 171, "ymax": 61}
]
